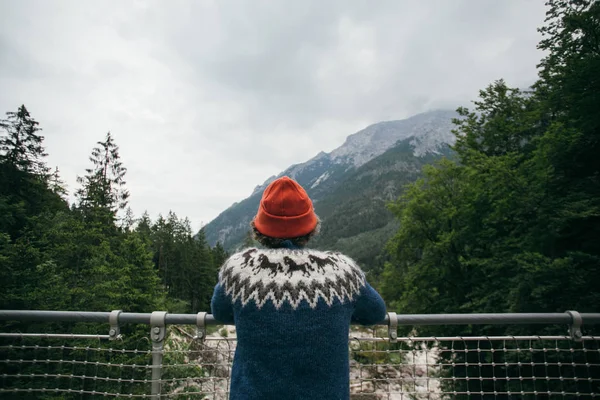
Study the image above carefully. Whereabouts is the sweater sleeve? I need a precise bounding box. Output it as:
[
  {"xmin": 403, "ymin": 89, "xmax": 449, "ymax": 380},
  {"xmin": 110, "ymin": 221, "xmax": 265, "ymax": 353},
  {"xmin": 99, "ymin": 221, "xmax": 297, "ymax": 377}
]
[
  {"xmin": 351, "ymin": 281, "xmax": 387, "ymax": 325},
  {"xmin": 210, "ymin": 282, "xmax": 235, "ymax": 324}
]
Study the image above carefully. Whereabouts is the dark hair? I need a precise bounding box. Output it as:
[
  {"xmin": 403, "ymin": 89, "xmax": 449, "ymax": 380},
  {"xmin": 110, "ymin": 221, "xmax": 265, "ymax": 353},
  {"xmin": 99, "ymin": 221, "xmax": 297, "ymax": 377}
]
[{"xmin": 250, "ymin": 218, "xmax": 321, "ymax": 249}]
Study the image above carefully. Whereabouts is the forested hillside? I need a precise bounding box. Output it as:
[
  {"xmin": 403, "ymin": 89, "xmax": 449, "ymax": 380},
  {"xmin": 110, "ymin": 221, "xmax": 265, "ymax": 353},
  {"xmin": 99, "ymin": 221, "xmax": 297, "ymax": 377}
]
[
  {"xmin": 0, "ymin": 109, "xmax": 227, "ymax": 315},
  {"xmin": 311, "ymin": 138, "xmax": 453, "ymax": 275}
]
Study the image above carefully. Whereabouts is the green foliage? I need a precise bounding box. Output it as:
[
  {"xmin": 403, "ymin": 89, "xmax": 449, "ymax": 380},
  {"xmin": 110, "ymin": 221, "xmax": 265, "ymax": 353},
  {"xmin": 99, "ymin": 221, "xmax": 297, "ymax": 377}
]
[
  {"xmin": 140, "ymin": 214, "xmax": 223, "ymax": 313},
  {"xmin": 0, "ymin": 104, "xmax": 48, "ymax": 176},
  {"xmin": 0, "ymin": 104, "xmax": 231, "ymax": 396},
  {"xmin": 0, "ymin": 104, "xmax": 228, "ymax": 314},
  {"xmin": 382, "ymin": 1, "xmax": 600, "ymax": 395},
  {"xmin": 75, "ymin": 131, "xmax": 130, "ymax": 227}
]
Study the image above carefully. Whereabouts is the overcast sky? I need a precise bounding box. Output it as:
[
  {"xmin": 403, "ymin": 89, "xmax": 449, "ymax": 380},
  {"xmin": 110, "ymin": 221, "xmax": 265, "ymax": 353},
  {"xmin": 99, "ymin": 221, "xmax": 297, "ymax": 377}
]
[{"xmin": 0, "ymin": 0, "xmax": 547, "ymax": 230}]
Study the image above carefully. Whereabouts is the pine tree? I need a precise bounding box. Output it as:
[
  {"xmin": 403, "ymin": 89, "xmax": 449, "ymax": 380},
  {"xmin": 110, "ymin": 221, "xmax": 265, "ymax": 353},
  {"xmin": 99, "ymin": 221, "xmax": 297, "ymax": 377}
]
[
  {"xmin": 452, "ymin": 81, "xmax": 539, "ymax": 163},
  {"xmin": 0, "ymin": 106, "xmax": 71, "ymax": 309},
  {"xmin": 75, "ymin": 132, "xmax": 130, "ymax": 226},
  {"xmin": 0, "ymin": 105, "xmax": 65, "ymax": 238},
  {"xmin": 0, "ymin": 105, "xmax": 48, "ymax": 176},
  {"xmin": 191, "ymin": 229, "xmax": 214, "ymax": 312},
  {"xmin": 136, "ymin": 211, "xmax": 153, "ymax": 237},
  {"xmin": 121, "ymin": 207, "xmax": 135, "ymax": 231},
  {"xmin": 49, "ymin": 166, "xmax": 68, "ymax": 199},
  {"xmin": 211, "ymin": 242, "xmax": 228, "ymax": 269}
]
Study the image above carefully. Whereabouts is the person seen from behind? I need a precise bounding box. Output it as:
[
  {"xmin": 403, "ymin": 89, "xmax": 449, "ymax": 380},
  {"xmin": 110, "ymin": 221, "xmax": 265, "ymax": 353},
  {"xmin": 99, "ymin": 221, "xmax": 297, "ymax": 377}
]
[{"xmin": 211, "ymin": 176, "xmax": 387, "ymax": 400}]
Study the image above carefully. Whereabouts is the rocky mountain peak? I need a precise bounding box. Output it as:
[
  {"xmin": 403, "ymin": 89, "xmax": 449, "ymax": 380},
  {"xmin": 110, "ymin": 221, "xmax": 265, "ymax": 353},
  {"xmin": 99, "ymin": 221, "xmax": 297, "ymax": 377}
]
[{"xmin": 330, "ymin": 109, "xmax": 457, "ymax": 167}]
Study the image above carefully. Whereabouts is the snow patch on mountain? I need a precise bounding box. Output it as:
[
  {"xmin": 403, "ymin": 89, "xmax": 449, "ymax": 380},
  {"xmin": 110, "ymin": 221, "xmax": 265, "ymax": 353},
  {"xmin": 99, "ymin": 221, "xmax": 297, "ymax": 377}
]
[{"xmin": 311, "ymin": 171, "xmax": 331, "ymax": 189}]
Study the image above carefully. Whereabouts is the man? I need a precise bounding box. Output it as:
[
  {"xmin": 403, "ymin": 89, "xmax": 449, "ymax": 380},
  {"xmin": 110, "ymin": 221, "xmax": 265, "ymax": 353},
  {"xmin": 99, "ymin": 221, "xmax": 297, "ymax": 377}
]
[{"xmin": 211, "ymin": 176, "xmax": 387, "ymax": 400}]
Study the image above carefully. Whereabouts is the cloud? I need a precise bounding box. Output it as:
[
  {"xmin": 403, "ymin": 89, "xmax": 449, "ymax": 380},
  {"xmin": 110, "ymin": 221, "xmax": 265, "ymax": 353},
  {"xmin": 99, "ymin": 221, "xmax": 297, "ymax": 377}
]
[{"xmin": 0, "ymin": 0, "xmax": 547, "ymax": 231}]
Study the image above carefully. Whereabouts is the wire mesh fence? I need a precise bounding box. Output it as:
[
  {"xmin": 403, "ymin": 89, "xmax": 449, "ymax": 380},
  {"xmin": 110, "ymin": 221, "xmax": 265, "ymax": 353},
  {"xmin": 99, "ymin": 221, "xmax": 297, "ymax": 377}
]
[
  {"xmin": 0, "ymin": 326, "xmax": 238, "ymax": 399},
  {"xmin": 348, "ymin": 330, "xmax": 600, "ymax": 399},
  {"xmin": 1, "ymin": 313, "xmax": 599, "ymax": 399},
  {"xmin": 0, "ymin": 333, "xmax": 153, "ymax": 397}
]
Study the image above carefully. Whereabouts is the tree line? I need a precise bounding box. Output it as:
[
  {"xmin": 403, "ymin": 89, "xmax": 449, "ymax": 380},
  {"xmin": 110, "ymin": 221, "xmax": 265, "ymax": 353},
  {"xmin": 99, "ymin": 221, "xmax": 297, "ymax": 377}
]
[{"xmin": 0, "ymin": 106, "xmax": 227, "ymax": 316}]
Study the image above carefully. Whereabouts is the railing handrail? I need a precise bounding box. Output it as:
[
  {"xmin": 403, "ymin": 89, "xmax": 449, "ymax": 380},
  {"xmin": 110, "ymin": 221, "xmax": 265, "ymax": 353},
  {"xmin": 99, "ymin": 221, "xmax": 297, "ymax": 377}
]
[
  {"xmin": 1, "ymin": 310, "xmax": 600, "ymax": 326},
  {"xmin": 2, "ymin": 310, "xmax": 599, "ymax": 398}
]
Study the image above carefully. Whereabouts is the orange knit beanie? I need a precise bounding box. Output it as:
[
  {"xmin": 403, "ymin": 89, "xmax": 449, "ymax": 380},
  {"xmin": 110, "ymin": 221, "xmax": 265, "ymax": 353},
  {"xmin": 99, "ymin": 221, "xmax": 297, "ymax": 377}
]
[{"xmin": 253, "ymin": 176, "xmax": 318, "ymax": 239}]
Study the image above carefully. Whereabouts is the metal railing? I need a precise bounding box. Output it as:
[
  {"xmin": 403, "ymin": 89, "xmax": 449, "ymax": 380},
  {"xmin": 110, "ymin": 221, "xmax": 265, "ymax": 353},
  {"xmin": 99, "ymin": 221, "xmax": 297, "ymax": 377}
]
[{"xmin": 1, "ymin": 310, "xmax": 599, "ymax": 399}]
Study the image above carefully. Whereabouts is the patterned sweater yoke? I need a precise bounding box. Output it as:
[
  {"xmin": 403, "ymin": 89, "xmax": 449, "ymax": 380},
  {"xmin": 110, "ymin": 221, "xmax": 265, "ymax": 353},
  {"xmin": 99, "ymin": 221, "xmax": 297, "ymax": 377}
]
[
  {"xmin": 219, "ymin": 247, "xmax": 367, "ymax": 310},
  {"xmin": 211, "ymin": 247, "xmax": 387, "ymax": 400}
]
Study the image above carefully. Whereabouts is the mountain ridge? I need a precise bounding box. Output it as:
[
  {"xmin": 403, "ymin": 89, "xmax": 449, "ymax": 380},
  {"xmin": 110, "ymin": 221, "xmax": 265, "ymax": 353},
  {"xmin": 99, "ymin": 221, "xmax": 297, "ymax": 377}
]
[{"xmin": 204, "ymin": 109, "xmax": 459, "ymax": 254}]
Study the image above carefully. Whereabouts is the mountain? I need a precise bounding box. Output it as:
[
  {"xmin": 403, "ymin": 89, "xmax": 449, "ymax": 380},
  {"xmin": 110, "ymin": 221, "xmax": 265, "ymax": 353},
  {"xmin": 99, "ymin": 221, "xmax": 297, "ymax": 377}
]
[
  {"xmin": 309, "ymin": 138, "xmax": 453, "ymax": 269},
  {"xmin": 204, "ymin": 109, "xmax": 458, "ymax": 264}
]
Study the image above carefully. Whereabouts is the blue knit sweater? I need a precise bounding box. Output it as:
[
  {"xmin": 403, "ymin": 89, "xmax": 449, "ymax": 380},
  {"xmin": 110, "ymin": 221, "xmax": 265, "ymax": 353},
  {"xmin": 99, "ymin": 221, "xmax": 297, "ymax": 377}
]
[{"xmin": 211, "ymin": 247, "xmax": 387, "ymax": 400}]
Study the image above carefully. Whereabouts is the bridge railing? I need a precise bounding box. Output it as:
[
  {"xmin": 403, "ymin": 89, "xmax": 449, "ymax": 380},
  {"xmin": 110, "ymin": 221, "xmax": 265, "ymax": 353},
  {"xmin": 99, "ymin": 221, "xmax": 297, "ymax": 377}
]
[{"xmin": 1, "ymin": 310, "xmax": 599, "ymax": 399}]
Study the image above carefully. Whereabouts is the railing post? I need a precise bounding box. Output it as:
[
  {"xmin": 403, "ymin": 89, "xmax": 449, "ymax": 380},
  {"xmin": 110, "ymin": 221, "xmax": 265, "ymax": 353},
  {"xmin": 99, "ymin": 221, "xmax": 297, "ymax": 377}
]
[
  {"xmin": 566, "ymin": 310, "xmax": 583, "ymax": 342},
  {"xmin": 150, "ymin": 311, "xmax": 167, "ymax": 399},
  {"xmin": 195, "ymin": 312, "xmax": 207, "ymax": 341},
  {"xmin": 388, "ymin": 312, "xmax": 398, "ymax": 343},
  {"xmin": 108, "ymin": 310, "xmax": 122, "ymax": 340}
]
